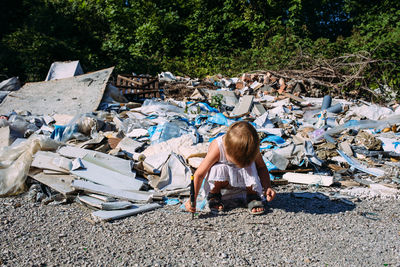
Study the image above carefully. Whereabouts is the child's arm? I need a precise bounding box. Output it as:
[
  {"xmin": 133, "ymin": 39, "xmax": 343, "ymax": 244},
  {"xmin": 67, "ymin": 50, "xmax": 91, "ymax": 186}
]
[
  {"xmin": 254, "ymin": 152, "xmax": 276, "ymax": 202},
  {"xmin": 185, "ymin": 139, "xmax": 220, "ymax": 212}
]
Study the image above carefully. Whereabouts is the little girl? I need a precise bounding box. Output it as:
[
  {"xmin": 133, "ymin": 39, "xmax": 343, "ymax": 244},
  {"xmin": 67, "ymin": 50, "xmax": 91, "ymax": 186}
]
[{"xmin": 185, "ymin": 121, "xmax": 276, "ymax": 215}]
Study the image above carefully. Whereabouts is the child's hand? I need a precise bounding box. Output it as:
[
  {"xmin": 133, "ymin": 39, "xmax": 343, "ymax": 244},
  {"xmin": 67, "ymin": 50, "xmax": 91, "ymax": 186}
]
[
  {"xmin": 185, "ymin": 200, "xmax": 196, "ymax": 213},
  {"xmin": 263, "ymin": 188, "xmax": 276, "ymax": 202}
]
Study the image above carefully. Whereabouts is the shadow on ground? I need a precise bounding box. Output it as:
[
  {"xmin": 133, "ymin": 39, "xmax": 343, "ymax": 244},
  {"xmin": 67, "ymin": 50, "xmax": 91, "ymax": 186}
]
[{"xmin": 268, "ymin": 192, "xmax": 356, "ymax": 214}]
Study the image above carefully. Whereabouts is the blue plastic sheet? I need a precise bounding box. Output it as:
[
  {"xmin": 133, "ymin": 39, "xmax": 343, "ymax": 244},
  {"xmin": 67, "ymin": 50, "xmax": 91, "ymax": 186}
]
[
  {"xmin": 263, "ymin": 159, "xmax": 278, "ymax": 180},
  {"xmin": 195, "ymin": 115, "xmax": 209, "ymax": 126},
  {"xmin": 209, "ymin": 132, "xmax": 225, "ymax": 142},
  {"xmin": 180, "ymin": 198, "xmax": 207, "ymax": 211},
  {"xmin": 149, "ymin": 122, "xmax": 190, "ymax": 144},
  {"xmin": 264, "ymin": 159, "xmax": 279, "ymax": 171},
  {"xmin": 164, "ymin": 198, "xmax": 181, "ymax": 205},
  {"xmin": 147, "ymin": 125, "xmax": 157, "ymax": 138},
  {"xmin": 260, "ymin": 135, "xmax": 285, "ymax": 145},
  {"xmin": 260, "ymin": 144, "xmax": 274, "ymax": 151},
  {"xmin": 186, "ymin": 102, "xmax": 219, "ymax": 113},
  {"xmin": 207, "ymin": 113, "xmax": 237, "ymax": 126},
  {"xmin": 50, "ymin": 125, "xmax": 66, "ymax": 141}
]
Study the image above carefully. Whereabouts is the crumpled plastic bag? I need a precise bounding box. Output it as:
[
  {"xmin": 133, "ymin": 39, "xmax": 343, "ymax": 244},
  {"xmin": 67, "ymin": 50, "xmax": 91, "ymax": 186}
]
[
  {"xmin": 0, "ymin": 135, "xmax": 61, "ymax": 196},
  {"xmin": 150, "ymin": 153, "xmax": 192, "ymax": 191},
  {"xmin": 51, "ymin": 113, "xmax": 102, "ymax": 142}
]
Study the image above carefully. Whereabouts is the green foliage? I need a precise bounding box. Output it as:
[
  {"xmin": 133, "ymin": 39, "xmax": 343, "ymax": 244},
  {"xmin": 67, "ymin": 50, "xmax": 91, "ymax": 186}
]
[
  {"xmin": 0, "ymin": 0, "xmax": 398, "ymax": 97},
  {"xmin": 211, "ymin": 94, "xmax": 223, "ymax": 108}
]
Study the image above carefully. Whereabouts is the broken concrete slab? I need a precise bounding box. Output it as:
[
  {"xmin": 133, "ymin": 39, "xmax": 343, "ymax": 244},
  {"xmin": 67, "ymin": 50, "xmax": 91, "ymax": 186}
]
[
  {"xmin": 87, "ymin": 193, "xmax": 116, "ymax": 202},
  {"xmin": 0, "ymin": 67, "xmax": 114, "ymax": 116},
  {"xmin": 230, "ymin": 95, "xmax": 254, "ymax": 116},
  {"xmin": 208, "ymin": 90, "xmax": 238, "ymax": 107}
]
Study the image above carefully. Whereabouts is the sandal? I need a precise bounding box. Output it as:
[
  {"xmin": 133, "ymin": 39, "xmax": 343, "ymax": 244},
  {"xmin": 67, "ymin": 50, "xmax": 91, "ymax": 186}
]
[
  {"xmin": 207, "ymin": 192, "xmax": 224, "ymax": 211},
  {"xmin": 247, "ymin": 194, "xmax": 264, "ymax": 215}
]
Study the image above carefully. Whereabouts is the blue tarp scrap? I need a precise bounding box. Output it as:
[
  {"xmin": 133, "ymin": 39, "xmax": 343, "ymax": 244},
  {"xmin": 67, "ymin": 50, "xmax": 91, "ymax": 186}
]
[
  {"xmin": 260, "ymin": 135, "xmax": 285, "ymax": 145},
  {"xmin": 195, "ymin": 114, "xmax": 209, "ymax": 126},
  {"xmin": 207, "ymin": 113, "xmax": 238, "ymax": 126},
  {"xmin": 50, "ymin": 125, "xmax": 66, "ymax": 141},
  {"xmin": 180, "ymin": 199, "xmax": 207, "ymax": 211}
]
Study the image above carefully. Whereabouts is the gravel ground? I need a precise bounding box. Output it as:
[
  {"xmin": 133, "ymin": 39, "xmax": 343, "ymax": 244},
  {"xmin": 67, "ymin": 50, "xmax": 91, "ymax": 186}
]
[{"xmin": 1, "ymin": 186, "xmax": 399, "ymax": 267}]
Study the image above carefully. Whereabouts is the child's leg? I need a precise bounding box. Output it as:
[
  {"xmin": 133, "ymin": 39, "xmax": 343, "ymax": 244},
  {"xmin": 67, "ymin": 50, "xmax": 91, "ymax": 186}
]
[
  {"xmin": 210, "ymin": 181, "xmax": 229, "ymax": 193},
  {"xmin": 208, "ymin": 181, "xmax": 229, "ymax": 211}
]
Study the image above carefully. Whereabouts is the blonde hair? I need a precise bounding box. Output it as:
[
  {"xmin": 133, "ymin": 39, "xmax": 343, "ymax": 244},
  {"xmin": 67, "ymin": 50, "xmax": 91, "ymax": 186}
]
[{"xmin": 224, "ymin": 121, "xmax": 259, "ymax": 168}]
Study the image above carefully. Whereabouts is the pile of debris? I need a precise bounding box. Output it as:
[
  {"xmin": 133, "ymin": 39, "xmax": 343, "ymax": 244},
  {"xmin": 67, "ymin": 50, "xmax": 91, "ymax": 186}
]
[{"xmin": 0, "ymin": 61, "xmax": 399, "ymax": 222}]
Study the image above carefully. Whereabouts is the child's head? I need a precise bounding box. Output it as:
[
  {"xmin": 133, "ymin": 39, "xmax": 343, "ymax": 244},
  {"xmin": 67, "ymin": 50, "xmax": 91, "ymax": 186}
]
[{"xmin": 224, "ymin": 121, "xmax": 259, "ymax": 168}]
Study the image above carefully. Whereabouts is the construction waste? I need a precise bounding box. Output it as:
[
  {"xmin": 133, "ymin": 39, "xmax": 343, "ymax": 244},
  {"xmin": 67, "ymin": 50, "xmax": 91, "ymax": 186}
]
[{"xmin": 0, "ymin": 63, "xmax": 399, "ymax": 222}]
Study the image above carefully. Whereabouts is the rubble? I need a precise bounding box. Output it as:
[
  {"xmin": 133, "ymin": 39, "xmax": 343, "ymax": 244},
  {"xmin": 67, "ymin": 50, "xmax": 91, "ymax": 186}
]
[{"xmin": 0, "ymin": 65, "xmax": 399, "ymax": 222}]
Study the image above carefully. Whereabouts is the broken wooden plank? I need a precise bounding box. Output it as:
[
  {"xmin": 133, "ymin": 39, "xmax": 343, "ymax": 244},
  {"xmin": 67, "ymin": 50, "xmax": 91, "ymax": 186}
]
[
  {"xmin": 92, "ymin": 203, "xmax": 161, "ymax": 222},
  {"xmin": 117, "ymin": 75, "xmax": 142, "ymax": 86},
  {"xmin": 282, "ymin": 173, "xmax": 334, "ymax": 186},
  {"xmin": 71, "ymin": 179, "xmax": 152, "ymax": 202},
  {"xmin": 30, "ymin": 172, "xmax": 75, "ymax": 196}
]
